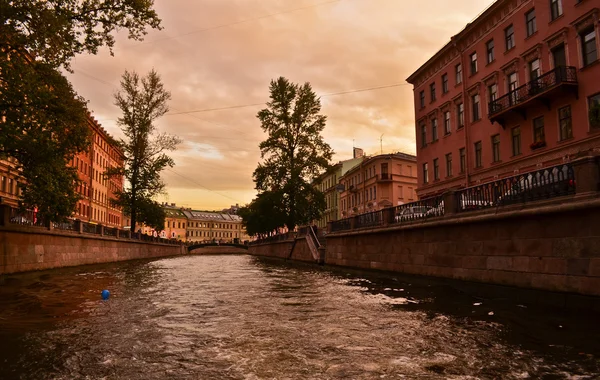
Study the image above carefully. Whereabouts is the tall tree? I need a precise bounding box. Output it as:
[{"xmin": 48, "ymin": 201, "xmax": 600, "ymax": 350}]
[
  {"xmin": 0, "ymin": 0, "xmax": 162, "ymax": 220},
  {"xmin": 108, "ymin": 70, "xmax": 180, "ymax": 232},
  {"xmin": 254, "ymin": 77, "xmax": 333, "ymax": 230}
]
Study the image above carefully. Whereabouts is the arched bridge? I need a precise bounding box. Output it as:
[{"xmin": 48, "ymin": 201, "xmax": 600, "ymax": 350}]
[{"xmin": 187, "ymin": 242, "xmax": 249, "ymax": 253}]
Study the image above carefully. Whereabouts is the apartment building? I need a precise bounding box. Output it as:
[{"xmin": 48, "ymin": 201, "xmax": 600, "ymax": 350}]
[
  {"xmin": 313, "ymin": 153, "xmax": 364, "ymax": 228},
  {"xmin": 72, "ymin": 115, "xmax": 125, "ymax": 227},
  {"xmin": 0, "ymin": 156, "xmax": 21, "ymax": 208},
  {"xmin": 339, "ymin": 152, "xmax": 418, "ymax": 217},
  {"xmin": 407, "ymin": 0, "xmax": 600, "ymax": 198},
  {"xmin": 182, "ymin": 209, "xmax": 250, "ymax": 243}
]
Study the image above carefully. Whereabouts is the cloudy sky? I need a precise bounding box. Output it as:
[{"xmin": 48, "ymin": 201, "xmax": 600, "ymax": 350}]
[{"xmin": 66, "ymin": 0, "xmax": 494, "ymax": 211}]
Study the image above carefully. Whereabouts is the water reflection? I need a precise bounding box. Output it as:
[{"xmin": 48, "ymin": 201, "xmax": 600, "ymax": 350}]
[{"xmin": 0, "ymin": 255, "xmax": 598, "ymax": 379}]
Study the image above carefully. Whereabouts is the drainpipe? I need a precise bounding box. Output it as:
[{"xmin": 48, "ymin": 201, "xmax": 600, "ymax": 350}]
[{"xmin": 452, "ymin": 36, "xmax": 471, "ymax": 188}]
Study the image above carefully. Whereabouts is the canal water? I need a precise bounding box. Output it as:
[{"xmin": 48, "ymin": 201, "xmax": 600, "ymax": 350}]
[{"xmin": 0, "ymin": 254, "xmax": 598, "ymax": 379}]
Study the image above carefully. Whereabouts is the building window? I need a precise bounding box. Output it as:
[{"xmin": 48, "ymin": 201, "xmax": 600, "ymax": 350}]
[
  {"xmin": 470, "ymin": 52, "xmax": 478, "ymax": 75},
  {"xmin": 525, "ymin": 9, "xmax": 536, "ymax": 37},
  {"xmin": 529, "ymin": 59, "xmax": 540, "ymax": 80},
  {"xmin": 550, "ymin": 0, "xmax": 562, "ymax": 21},
  {"xmin": 457, "ymin": 103, "xmax": 464, "ymax": 128},
  {"xmin": 589, "ymin": 94, "xmax": 600, "ymax": 129},
  {"xmin": 508, "ymin": 72, "xmax": 519, "ymax": 104},
  {"xmin": 443, "ymin": 111, "xmax": 451, "ymax": 135},
  {"xmin": 433, "ymin": 158, "xmax": 439, "ymax": 181},
  {"xmin": 488, "ymin": 83, "xmax": 498, "ymax": 104},
  {"xmin": 423, "ymin": 163, "xmax": 429, "ymax": 184},
  {"xmin": 581, "ymin": 28, "xmax": 598, "ymax": 67},
  {"xmin": 459, "ymin": 148, "xmax": 466, "ymax": 173},
  {"xmin": 456, "ymin": 63, "xmax": 463, "ymax": 84},
  {"xmin": 558, "ymin": 106, "xmax": 572, "ymax": 140},
  {"xmin": 512, "ymin": 126, "xmax": 521, "ymax": 156},
  {"xmin": 419, "ymin": 91, "xmax": 425, "ymax": 108},
  {"xmin": 533, "ymin": 116, "xmax": 545, "ymax": 143},
  {"xmin": 472, "ymin": 94, "xmax": 481, "ymax": 121},
  {"xmin": 491, "ymin": 134, "xmax": 501, "ymax": 163},
  {"xmin": 486, "ymin": 39, "xmax": 495, "ymax": 63},
  {"xmin": 552, "ymin": 43, "xmax": 566, "ymax": 68},
  {"xmin": 430, "ymin": 82, "xmax": 436, "ymax": 102},
  {"xmin": 442, "ymin": 73, "xmax": 449, "ymax": 93},
  {"xmin": 420, "ymin": 122, "xmax": 427, "ymax": 147},
  {"xmin": 505, "ymin": 24, "xmax": 515, "ymax": 50},
  {"xmin": 445, "ymin": 153, "xmax": 453, "ymax": 177},
  {"xmin": 474, "ymin": 141, "xmax": 482, "ymax": 168},
  {"xmin": 431, "ymin": 118, "xmax": 438, "ymax": 141}
]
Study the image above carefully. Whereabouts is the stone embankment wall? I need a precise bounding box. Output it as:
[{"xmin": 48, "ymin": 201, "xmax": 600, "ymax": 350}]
[
  {"xmin": 248, "ymin": 197, "xmax": 600, "ymax": 297},
  {"xmin": 326, "ymin": 197, "xmax": 600, "ymax": 297},
  {"xmin": 250, "ymin": 237, "xmax": 317, "ymax": 263},
  {"xmin": 0, "ymin": 227, "xmax": 186, "ymax": 274}
]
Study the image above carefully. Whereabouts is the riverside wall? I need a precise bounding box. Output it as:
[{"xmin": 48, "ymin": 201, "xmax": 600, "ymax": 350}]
[
  {"xmin": 0, "ymin": 227, "xmax": 186, "ymax": 275},
  {"xmin": 248, "ymin": 196, "xmax": 600, "ymax": 298},
  {"xmin": 249, "ymin": 237, "xmax": 318, "ymax": 263}
]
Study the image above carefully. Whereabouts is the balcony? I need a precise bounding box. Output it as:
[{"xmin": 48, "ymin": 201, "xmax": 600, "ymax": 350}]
[
  {"xmin": 488, "ymin": 66, "xmax": 578, "ymax": 128},
  {"xmin": 377, "ymin": 173, "xmax": 392, "ymax": 182},
  {"xmin": 348, "ymin": 185, "xmax": 359, "ymax": 193}
]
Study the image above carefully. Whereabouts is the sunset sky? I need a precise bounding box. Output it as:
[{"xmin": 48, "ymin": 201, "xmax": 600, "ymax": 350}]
[{"xmin": 66, "ymin": 0, "xmax": 495, "ymax": 211}]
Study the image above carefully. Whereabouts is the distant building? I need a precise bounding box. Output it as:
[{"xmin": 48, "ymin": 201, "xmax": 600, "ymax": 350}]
[
  {"xmin": 221, "ymin": 203, "xmax": 240, "ymax": 215},
  {"xmin": 407, "ymin": 0, "xmax": 600, "ymax": 198},
  {"xmin": 313, "ymin": 153, "xmax": 365, "ymax": 228},
  {"xmin": 1, "ymin": 113, "xmax": 125, "ymax": 228},
  {"xmin": 339, "ymin": 152, "xmax": 418, "ymax": 217},
  {"xmin": 181, "ymin": 209, "xmax": 250, "ymax": 243},
  {"xmin": 71, "ymin": 115, "xmax": 125, "ymax": 227},
  {"xmin": 0, "ymin": 156, "xmax": 21, "ymax": 208}
]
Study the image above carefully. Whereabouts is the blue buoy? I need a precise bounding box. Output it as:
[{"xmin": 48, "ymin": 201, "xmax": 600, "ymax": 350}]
[{"xmin": 101, "ymin": 289, "xmax": 110, "ymax": 300}]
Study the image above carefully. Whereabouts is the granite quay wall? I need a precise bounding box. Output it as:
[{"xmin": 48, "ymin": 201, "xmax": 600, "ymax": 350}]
[
  {"xmin": 0, "ymin": 226, "xmax": 187, "ymax": 275},
  {"xmin": 326, "ymin": 196, "xmax": 600, "ymax": 297},
  {"xmin": 249, "ymin": 236, "xmax": 318, "ymax": 263}
]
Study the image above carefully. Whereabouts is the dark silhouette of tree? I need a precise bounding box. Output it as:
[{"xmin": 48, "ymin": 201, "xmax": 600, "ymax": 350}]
[
  {"xmin": 238, "ymin": 192, "xmax": 287, "ymax": 238},
  {"xmin": 108, "ymin": 70, "xmax": 180, "ymax": 232},
  {"xmin": 0, "ymin": 0, "xmax": 162, "ymax": 221},
  {"xmin": 252, "ymin": 77, "xmax": 333, "ymax": 231}
]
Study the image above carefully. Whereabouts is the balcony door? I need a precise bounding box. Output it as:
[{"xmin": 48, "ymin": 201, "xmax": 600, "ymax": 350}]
[
  {"xmin": 508, "ymin": 72, "xmax": 519, "ymax": 105},
  {"xmin": 552, "ymin": 44, "xmax": 566, "ymax": 68}
]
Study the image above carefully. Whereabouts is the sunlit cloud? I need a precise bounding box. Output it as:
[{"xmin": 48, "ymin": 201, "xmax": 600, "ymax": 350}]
[{"xmin": 65, "ymin": 0, "xmax": 494, "ymax": 210}]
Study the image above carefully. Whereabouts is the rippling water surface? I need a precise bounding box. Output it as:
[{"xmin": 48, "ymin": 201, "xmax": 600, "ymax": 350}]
[{"xmin": 1, "ymin": 254, "xmax": 599, "ymax": 379}]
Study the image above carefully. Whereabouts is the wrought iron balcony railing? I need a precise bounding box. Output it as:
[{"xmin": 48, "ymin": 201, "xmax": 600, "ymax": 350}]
[{"xmin": 489, "ymin": 66, "xmax": 578, "ymax": 125}]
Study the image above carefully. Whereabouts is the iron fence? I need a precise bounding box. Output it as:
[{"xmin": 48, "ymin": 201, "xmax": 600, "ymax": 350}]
[
  {"xmin": 390, "ymin": 196, "xmax": 444, "ymax": 224},
  {"xmin": 2, "ymin": 207, "xmax": 183, "ymax": 246},
  {"xmin": 355, "ymin": 209, "xmax": 385, "ymax": 229},
  {"xmin": 82, "ymin": 221, "xmax": 97, "ymax": 234},
  {"xmin": 457, "ymin": 163, "xmax": 575, "ymax": 212},
  {"xmin": 103, "ymin": 226, "xmax": 118, "ymax": 237},
  {"xmin": 52, "ymin": 219, "xmax": 76, "ymax": 231},
  {"xmin": 330, "ymin": 218, "xmax": 352, "ymax": 232}
]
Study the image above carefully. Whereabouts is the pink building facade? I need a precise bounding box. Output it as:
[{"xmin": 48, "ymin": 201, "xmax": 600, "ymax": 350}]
[
  {"xmin": 339, "ymin": 153, "xmax": 418, "ymax": 217},
  {"xmin": 407, "ymin": 0, "xmax": 600, "ymax": 198}
]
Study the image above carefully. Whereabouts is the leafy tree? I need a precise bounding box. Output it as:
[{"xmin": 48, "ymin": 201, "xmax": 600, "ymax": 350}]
[
  {"xmin": 118, "ymin": 194, "xmax": 165, "ymax": 232},
  {"xmin": 0, "ymin": 0, "xmax": 162, "ymax": 220},
  {"xmin": 238, "ymin": 192, "xmax": 287, "ymax": 238},
  {"xmin": 108, "ymin": 70, "xmax": 181, "ymax": 232},
  {"xmin": 253, "ymin": 77, "xmax": 333, "ymax": 230}
]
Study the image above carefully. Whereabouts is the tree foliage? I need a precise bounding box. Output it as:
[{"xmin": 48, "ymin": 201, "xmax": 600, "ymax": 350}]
[
  {"xmin": 249, "ymin": 77, "xmax": 333, "ymax": 231},
  {"xmin": 108, "ymin": 70, "xmax": 180, "ymax": 232},
  {"xmin": 238, "ymin": 192, "xmax": 287, "ymax": 238},
  {"xmin": 0, "ymin": 0, "xmax": 161, "ymax": 221}
]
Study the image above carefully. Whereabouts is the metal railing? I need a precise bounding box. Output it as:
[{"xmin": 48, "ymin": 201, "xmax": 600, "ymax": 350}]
[
  {"xmin": 330, "ymin": 218, "xmax": 351, "ymax": 232},
  {"xmin": 249, "ymin": 231, "xmax": 297, "ymax": 245},
  {"xmin": 390, "ymin": 195, "xmax": 444, "ymax": 224},
  {"xmin": 103, "ymin": 226, "xmax": 118, "ymax": 237},
  {"xmin": 355, "ymin": 209, "xmax": 385, "ymax": 229},
  {"xmin": 3, "ymin": 207, "xmax": 182, "ymax": 246},
  {"xmin": 489, "ymin": 66, "xmax": 577, "ymax": 116},
  {"xmin": 456, "ymin": 163, "xmax": 575, "ymax": 212}
]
